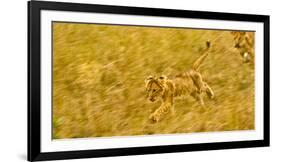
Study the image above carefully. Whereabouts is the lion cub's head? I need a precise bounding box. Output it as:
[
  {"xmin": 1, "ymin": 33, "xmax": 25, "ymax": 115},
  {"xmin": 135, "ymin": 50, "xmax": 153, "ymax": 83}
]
[{"xmin": 145, "ymin": 75, "xmax": 167, "ymax": 102}]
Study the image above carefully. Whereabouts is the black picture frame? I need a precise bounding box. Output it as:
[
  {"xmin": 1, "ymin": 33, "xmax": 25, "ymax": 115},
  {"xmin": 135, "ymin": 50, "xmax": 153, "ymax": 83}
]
[{"xmin": 28, "ymin": 0, "xmax": 270, "ymax": 161}]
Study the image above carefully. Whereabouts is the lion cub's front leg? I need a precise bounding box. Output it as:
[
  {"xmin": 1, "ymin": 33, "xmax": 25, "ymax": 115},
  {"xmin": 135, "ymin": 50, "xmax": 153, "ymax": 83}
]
[{"xmin": 149, "ymin": 102, "xmax": 173, "ymax": 122}]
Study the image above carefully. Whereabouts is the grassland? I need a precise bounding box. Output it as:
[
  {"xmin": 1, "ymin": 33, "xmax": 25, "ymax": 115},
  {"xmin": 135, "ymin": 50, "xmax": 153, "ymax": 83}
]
[{"xmin": 52, "ymin": 22, "xmax": 254, "ymax": 139}]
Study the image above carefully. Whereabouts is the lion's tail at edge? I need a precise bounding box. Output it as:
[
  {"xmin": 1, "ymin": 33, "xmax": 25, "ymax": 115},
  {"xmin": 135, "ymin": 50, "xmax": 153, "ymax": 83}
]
[{"xmin": 192, "ymin": 41, "xmax": 211, "ymax": 71}]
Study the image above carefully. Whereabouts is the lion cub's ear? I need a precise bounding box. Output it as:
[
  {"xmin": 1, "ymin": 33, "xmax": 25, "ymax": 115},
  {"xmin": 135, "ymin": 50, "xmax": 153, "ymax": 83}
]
[
  {"xmin": 145, "ymin": 76, "xmax": 154, "ymax": 86},
  {"xmin": 157, "ymin": 75, "xmax": 167, "ymax": 85}
]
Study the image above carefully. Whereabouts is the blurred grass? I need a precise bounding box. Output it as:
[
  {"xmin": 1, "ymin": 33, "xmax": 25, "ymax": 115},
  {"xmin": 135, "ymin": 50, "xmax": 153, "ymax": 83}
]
[{"xmin": 52, "ymin": 22, "xmax": 254, "ymax": 139}]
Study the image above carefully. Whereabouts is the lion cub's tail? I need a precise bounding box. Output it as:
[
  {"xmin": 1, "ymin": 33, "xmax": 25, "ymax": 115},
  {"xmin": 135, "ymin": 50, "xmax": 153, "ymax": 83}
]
[{"xmin": 192, "ymin": 41, "xmax": 211, "ymax": 71}]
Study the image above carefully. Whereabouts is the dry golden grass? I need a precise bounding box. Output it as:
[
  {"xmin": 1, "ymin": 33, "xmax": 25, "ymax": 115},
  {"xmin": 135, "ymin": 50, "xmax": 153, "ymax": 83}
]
[{"xmin": 52, "ymin": 22, "xmax": 254, "ymax": 139}]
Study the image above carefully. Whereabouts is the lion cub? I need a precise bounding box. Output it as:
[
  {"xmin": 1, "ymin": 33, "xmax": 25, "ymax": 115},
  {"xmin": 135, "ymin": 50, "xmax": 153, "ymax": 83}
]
[{"xmin": 145, "ymin": 41, "xmax": 214, "ymax": 122}]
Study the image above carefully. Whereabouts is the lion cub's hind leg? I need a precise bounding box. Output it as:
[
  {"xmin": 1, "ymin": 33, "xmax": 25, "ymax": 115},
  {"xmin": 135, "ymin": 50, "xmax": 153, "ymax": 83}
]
[
  {"xmin": 191, "ymin": 91, "xmax": 205, "ymax": 107},
  {"xmin": 189, "ymin": 70, "xmax": 205, "ymax": 93},
  {"xmin": 203, "ymin": 82, "xmax": 215, "ymax": 99}
]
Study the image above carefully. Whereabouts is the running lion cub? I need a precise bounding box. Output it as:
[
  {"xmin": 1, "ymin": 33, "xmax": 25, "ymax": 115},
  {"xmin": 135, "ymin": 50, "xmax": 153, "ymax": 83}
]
[{"xmin": 145, "ymin": 41, "xmax": 214, "ymax": 122}]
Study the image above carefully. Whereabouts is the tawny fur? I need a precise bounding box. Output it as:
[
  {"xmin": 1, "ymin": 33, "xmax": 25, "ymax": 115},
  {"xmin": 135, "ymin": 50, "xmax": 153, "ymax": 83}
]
[{"xmin": 145, "ymin": 41, "xmax": 214, "ymax": 122}]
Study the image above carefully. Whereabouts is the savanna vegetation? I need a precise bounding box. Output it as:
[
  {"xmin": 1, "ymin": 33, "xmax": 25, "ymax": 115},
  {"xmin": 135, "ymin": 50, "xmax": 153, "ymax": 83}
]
[{"xmin": 52, "ymin": 22, "xmax": 254, "ymax": 139}]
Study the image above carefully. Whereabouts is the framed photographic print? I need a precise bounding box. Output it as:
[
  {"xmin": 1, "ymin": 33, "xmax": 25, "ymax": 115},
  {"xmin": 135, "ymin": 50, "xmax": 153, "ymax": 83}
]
[{"xmin": 28, "ymin": 0, "xmax": 270, "ymax": 161}]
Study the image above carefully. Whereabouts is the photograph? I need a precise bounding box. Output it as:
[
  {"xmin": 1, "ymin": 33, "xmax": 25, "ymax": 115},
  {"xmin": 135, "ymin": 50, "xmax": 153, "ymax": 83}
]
[
  {"xmin": 52, "ymin": 22, "xmax": 255, "ymax": 139},
  {"xmin": 28, "ymin": 1, "xmax": 269, "ymax": 160}
]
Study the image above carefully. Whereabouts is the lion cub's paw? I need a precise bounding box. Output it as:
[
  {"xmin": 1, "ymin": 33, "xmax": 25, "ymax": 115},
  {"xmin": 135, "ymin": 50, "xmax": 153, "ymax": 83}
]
[{"xmin": 149, "ymin": 113, "xmax": 161, "ymax": 122}]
